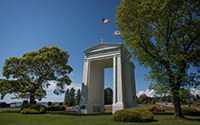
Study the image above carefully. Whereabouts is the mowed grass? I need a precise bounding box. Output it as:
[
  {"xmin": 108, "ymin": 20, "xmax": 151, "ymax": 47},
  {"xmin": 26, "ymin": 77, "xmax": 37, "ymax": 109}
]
[{"xmin": 0, "ymin": 107, "xmax": 200, "ymax": 125}]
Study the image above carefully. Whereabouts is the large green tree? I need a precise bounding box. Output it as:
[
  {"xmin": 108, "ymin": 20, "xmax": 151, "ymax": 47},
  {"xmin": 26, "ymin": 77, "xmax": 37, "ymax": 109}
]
[
  {"xmin": 0, "ymin": 46, "xmax": 73, "ymax": 104},
  {"xmin": 115, "ymin": 0, "xmax": 200, "ymax": 118}
]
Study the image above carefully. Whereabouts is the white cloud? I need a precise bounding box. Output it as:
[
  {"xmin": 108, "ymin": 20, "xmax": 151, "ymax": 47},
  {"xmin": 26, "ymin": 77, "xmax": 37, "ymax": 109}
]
[
  {"xmin": 65, "ymin": 82, "xmax": 81, "ymax": 90},
  {"xmin": 137, "ymin": 89, "xmax": 155, "ymax": 97},
  {"xmin": 42, "ymin": 82, "xmax": 81, "ymax": 102},
  {"xmin": 69, "ymin": 73, "xmax": 75, "ymax": 76},
  {"xmin": 0, "ymin": 76, "xmax": 6, "ymax": 79},
  {"xmin": 137, "ymin": 88, "xmax": 200, "ymax": 98},
  {"xmin": 46, "ymin": 81, "xmax": 57, "ymax": 90},
  {"xmin": 0, "ymin": 94, "xmax": 24, "ymax": 103},
  {"xmin": 40, "ymin": 94, "xmax": 64, "ymax": 102},
  {"xmin": 46, "ymin": 81, "xmax": 81, "ymax": 90},
  {"xmin": 190, "ymin": 88, "xmax": 200, "ymax": 96}
]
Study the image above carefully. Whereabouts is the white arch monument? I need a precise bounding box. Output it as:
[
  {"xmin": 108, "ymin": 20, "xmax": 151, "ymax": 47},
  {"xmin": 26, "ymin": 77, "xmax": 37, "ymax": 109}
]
[{"xmin": 79, "ymin": 43, "xmax": 137, "ymax": 114}]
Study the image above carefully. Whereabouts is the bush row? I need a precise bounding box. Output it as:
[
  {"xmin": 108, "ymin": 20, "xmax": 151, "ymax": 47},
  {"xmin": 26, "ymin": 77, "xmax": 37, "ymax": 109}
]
[
  {"xmin": 182, "ymin": 107, "xmax": 200, "ymax": 116},
  {"xmin": 47, "ymin": 105, "xmax": 66, "ymax": 111},
  {"xmin": 20, "ymin": 104, "xmax": 66, "ymax": 114}
]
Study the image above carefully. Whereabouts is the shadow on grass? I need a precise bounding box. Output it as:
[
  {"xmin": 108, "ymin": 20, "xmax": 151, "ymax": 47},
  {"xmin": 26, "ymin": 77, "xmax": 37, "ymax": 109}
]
[
  {"xmin": 153, "ymin": 112, "xmax": 174, "ymax": 115},
  {"xmin": 153, "ymin": 112, "xmax": 200, "ymax": 122},
  {"xmin": 0, "ymin": 108, "xmax": 20, "ymax": 113},
  {"xmin": 46, "ymin": 111, "xmax": 112, "ymax": 116},
  {"xmin": 47, "ymin": 111, "xmax": 160, "ymax": 123},
  {"xmin": 185, "ymin": 117, "xmax": 200, "ymax": 122}
]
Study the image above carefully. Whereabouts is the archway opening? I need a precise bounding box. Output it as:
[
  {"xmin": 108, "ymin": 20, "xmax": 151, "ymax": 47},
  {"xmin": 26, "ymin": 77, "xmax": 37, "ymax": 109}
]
[{"xmin": 104, "ymin": 68, "xmax": 113, "ymax": 112}]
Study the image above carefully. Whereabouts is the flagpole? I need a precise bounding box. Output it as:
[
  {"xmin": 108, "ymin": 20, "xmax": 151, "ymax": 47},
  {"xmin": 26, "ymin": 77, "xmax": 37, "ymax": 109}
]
[
  {"xmin": 101, "ymin": 18, "xmax": 103, "ymax": 43},
  {"xmin": 113, "ymin": 32, "xmax": 114, "ymax": 43}
]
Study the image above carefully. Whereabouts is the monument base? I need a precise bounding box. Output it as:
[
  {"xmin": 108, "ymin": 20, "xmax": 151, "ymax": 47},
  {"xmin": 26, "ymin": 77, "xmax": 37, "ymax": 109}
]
[{"xmin": 112, "ymin": 102, "xmax": 124, "ymax": 114}]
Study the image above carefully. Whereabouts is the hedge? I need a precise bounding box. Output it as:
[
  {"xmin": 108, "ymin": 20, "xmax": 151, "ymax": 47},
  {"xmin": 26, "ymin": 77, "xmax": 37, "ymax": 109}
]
[
  {"xmin": 47, "ymin": 105, "xmax": 66, "ymax": 111},
  {"xmin": 182, "ymin": 107, "xmax": 200, "ymax": 116},
  {"xmin": 20, "ymin": 104, "xmax": 47, "ymax": 114}
]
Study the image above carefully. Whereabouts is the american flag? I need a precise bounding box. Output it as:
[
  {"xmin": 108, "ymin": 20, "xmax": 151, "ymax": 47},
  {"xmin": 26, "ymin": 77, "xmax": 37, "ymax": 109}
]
[{"xmin": 102, "ymin": 18, "xmax": 111, "ymax": 23}]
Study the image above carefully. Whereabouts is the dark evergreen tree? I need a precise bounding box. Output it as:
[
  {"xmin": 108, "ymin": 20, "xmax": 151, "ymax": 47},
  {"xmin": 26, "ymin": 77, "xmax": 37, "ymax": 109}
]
[
  {"xmin": 64, "ymin": 89, "xmax": 70, "ymax": 106},
  {"xmin": 75, "ymin": 89, "xmax": 81, "ymax": 105},
  {"xmin": 69, "ymin": 87, "xmax": 75, "ymax": 106},
  {"xmin": 138, "ymin": 94, "xmax": 149, "ymax": 104}
]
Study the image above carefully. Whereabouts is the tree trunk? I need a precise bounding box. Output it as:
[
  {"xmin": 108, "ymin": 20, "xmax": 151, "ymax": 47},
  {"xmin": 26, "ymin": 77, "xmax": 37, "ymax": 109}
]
[
  {"xmin": 173, "ymin": 94, "xmax": 184, "ymax": 118},
  {"xmin": 172, "ymin": 63, "xmax": 186, "ymax": 118},
  {"xmin": 30, "ymin": 94, "xmax": 35, "ymax": 104}
]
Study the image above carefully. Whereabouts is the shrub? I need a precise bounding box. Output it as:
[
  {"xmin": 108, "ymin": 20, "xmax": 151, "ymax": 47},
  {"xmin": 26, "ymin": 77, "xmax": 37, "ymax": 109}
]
[
  {"xmin": 150, "ymin": 100, "xmax": 156, "ymax": 104},
  {"xmin": 182, "ymin": 107, "xmax": 200, "ymax": 116},
  {"xmin": 0, "ymin": 102, "xmax": 7, "ymax": 108},
  {"xmin": 60, "ymin": 106, "xmax": 66, "ymax": 111},
  {"xmin": 47, "ymin": 102, "xmax": 52, "ymax": 106},
  {"xmin": 22, "ymin": 100, "xmax": 28, "ymax": 106},
  {"xmin": 148, "ymin": 106, "xmax": 165, "ymax": 112},
  {"xmin": 47, "ymin": 105, "xmax": 66, "ymax": 111},
  {"xmin": 33, "ymin": 101, "xmax": 37, "ymax": 104},
  {"xmin": 112, "ymin": 108, "xmax": 154, "ymax": 122},
  {"xmin": 20, "ymin": 104, "xmax": 47, "ymax": 114}
]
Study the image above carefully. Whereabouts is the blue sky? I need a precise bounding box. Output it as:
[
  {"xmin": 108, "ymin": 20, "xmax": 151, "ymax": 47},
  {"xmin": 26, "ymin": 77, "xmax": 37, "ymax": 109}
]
[{"xmin": 0, "ymin": 0, "xmax": 199, "ymax": 103}]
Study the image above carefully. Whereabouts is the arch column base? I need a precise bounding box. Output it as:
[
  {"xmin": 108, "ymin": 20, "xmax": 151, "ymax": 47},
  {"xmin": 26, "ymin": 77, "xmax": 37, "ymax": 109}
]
[{"xmin": 112, "ymin": 102, "xmax": 124, "ymax": 114}]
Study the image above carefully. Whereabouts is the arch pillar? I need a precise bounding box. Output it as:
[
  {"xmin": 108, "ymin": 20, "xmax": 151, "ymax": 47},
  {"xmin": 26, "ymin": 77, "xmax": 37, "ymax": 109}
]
[{"xmin": 112, "ymin": 54, "xmax": 124, "ymax": 113}]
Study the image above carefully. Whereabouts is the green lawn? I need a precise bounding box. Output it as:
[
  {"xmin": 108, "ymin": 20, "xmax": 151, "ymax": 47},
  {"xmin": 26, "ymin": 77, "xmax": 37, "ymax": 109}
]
[{"xmin": 0, "ymin": 108, "xmax": 200, "ymax": 125}]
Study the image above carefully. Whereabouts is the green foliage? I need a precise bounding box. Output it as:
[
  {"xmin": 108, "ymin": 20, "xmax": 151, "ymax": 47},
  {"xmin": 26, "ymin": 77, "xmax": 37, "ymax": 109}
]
[
  {"xmin": 182, "ymin": 107, "xmax": 200, "ymax": 116},
  {"xmin": 179, "ymin": 90, "xmax": 195, "ymax": 104},
  {"xmin": 47, "ymin": 101, "xmax": 52, "ymax": 106},
  {"xmin": 64, "ymin": 88, "xmax": 75, "ymax": 106},
  {"xmin": 138, "ymin": 94, "xmax": 149, "ymax": 104},
  {"xmin": 104, "ymin": 88, "xmax": 113, "ymax": 105},
  {"xmin": 64, "ymin": 89, "xmax": 70, "ymax": 106},
  {"xmin": 20, "ymin": 104, "xmax": 47, "ymax": 114},
  {"xmin": 150, "ymin": 100, "xmax": 156, "ymax": 104},
  {"xmin": 22, "ymin": 100, "xmax": 28, "ymax": 106},
  {"xmin": 75, "ymin": 89, "xmax": 81, "ymax": 105},
  {"xmin": 69, "ymin": 88, "xmax": 75, "ymax": 106},
  {"xmin": 112, "ymin": 108, "xmax": 154, "ymax": 122},
  {"xmin": 47, "ymin": 105, "xmax": 66, "ymax": 111},
  {"xmin": 0, "ymin": 46, "xmax": 73, "ymax": 103},
  {"xmin": 115, "ymin": 0, "xmax": 200, "ymax": 118}
]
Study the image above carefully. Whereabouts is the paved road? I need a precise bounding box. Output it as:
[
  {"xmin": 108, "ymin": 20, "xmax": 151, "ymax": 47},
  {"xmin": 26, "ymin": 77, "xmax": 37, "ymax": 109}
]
[
  {"xmin": 156, "ymin": 102, "xmax": 200, "ymax": 111},
  {"xmin": 156, "ymin": 102, "xmax": 173, "ymax": 107}
]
